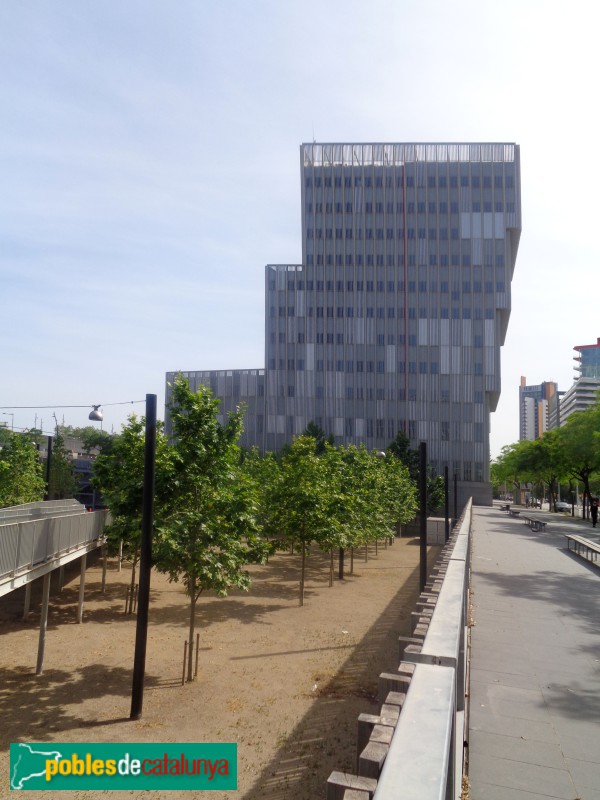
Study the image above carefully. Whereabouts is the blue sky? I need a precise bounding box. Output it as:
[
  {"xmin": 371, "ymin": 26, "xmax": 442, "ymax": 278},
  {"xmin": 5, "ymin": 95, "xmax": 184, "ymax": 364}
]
[{"xmin": 1, "ymin": 0, "xmax": 598, "ymax": 455}]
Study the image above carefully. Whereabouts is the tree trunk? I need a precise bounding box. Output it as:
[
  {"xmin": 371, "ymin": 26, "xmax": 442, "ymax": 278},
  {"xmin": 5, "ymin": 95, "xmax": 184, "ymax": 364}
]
[
  {"xmin": 364, "ymin": 543, "xmax": 368, "ymax": 562},
  {"xmin": 329, "ymin": 549, "xmax": 333, "ymax": 587},
  {"xmin": 128, "ymin": 551, "xmax": 138, "ymax": 614},
  {"xmin": 299, "ymin": 541, "xmax": 306, "ymax": 606},
  {"xmin": 187, "ymin": 583, "xmax": 197, "ymax": 682},
  {"xmin": 350, "ymin": 547, "xmax": 354, "ymax": 575},
  {"xmin": 338, "ymin": 547, "xmax": 344, "ymax": 580}
]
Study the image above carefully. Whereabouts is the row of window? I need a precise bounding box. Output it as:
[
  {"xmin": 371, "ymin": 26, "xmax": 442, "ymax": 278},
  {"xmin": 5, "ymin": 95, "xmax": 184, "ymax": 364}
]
[
  {"xmin": 273, "ymin": 280, "xmax": 505, "ymax": 296},
  {"xmin": 306, "ymin": 200, "xmax": 513, "ymax": 214},
  {"xmin": 270, "ymin": 306, "xmax": 498, "ymax": 320},
  {"xmin": 267, "ymin": 358, "xmax": 485, "ymax": 376},
  {"xmin": 305, "ymin": 175, "xmax": 515, "ymax": 189},
  {"xmin": 304, "ymin": 254, "xmax": 506, "ymax": 268},
  {"xmin": 307, "ymin": 225, "xmax": 513, "ymax": 241},
  {"xmin": 270, "ymin": 332, "xmax": 488, "ymax": 347}
]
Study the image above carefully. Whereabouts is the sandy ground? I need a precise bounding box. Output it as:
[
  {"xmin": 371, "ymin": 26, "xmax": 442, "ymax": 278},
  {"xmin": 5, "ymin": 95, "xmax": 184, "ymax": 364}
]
[{"xmin": 0, "ymin": 537, "xmax": 438, "ymax": 799}]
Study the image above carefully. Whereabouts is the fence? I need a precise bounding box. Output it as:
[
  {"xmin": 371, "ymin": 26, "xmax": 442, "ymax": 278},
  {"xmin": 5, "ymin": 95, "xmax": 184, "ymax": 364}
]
[
  {"xmin": 327, "ymin": 500, "xmax": 472, "ymax": 800},
  {"xmin": 0, "ymin": 501, "xmax": 108, "ymax": 593}
]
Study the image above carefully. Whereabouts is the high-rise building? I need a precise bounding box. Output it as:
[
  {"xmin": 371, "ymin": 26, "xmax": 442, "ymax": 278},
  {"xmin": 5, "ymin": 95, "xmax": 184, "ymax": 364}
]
[
  {"xmin": 559, "ymin": 337, "xmax": 600, "ymax": 423},
  {"xmin": 518, "ymin": 376, "xmax": 558, "ymax": 440},
  {"xmin": 574, "ymin": 337, "xmax": 600, "ymax": 379},
  {"xmin": 167, "ymin": 142, "xmax": 521, "ymax": 506}
]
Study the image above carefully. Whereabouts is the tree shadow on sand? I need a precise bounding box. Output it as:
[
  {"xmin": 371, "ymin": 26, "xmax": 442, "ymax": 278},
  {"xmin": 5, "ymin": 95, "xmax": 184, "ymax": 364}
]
[{"xmin": 0, "ymin": 663, "xmax": 165, "ymax": 748}]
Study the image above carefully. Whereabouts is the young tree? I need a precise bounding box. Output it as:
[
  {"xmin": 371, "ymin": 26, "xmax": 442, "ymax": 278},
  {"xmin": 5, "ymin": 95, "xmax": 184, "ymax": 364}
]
[
  {"xmin": 157, "ymin": 376, "xmax": 268, "ymax": 681},
  {"xmin": 92, "ymin": 415, "xmax": 172, "ymax": 610},
  {"xmin": 0, "ymin": 432, "xmax": 45, "ymax": 507},
  {"xmin": 268, "ymin": 436, "xmax": 331, "ymax": 605}
]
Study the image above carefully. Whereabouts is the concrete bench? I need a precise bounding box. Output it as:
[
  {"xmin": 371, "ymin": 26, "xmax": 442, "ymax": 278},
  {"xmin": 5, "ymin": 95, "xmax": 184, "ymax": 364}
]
[
  {"xmin": 508, "ymin": 508, "xmax": 521, "ymax": 518},
  {"xmin": 499, "ymin": 503, "xmax": 510, "ymax": 512},
  {"xmin": 566, "ymin": 534, "xmax": 600, "ymax": 565},
  {"xmin": 521, "ymin": 515, "xmax": 547, "ymax": 532}
]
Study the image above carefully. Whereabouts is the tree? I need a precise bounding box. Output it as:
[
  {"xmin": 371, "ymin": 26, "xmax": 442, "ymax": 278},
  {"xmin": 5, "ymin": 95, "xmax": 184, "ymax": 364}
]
[
  {"xmin": 0, "ymin": 432, "xmax": 45, "ymax": 507},
  {"xmin": 47, "ymin": 430, "xmax": 77, "ymax": 500},
  {"xmin": 302, "ymin": 421, "xmax": 335, "ymax": 455},
  {"xmin": 239, "ymin": 447, "xmax": 280, "ymax": 555},
  {"xmin": 387, "ymin": 431, "xmax": 444, "ymax": 514},
  {"xmin": 93, "ymin": 415, "xmax": 172, "ymax": 610},
  {"xmin": 559, "ymin": 404, "xmax": 600, "ymax": 515},
  {"xmin": 156, "ymin": 376, "xmax": 268, "ymax": 681},
  {"xmin": 267, "ymin": 436, "xmax": 331, "ymax": 605}
]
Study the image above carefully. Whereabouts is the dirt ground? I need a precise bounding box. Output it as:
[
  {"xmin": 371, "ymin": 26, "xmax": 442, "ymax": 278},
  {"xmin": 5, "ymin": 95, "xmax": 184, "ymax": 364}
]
[{"xmin": 0, "ymin": 537, "xmax": 438, "ymax": 799}]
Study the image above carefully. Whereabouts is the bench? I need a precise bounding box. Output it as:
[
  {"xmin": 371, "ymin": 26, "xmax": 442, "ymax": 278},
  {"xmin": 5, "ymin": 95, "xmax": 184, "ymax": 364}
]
[
  {"xmin": 566, "ymin": 534, "xmax": 600, "ymax": 565},
  {"xmin": 508, "ymin": 508, "xmax": 521, "ymax": 518},
  {"xmin": 521, "ymin": 515, "xmax": 547, "ymax": 532},
  {"xmin": 499, "ymin": 503, "xmax": 510, "ymax": 512}
]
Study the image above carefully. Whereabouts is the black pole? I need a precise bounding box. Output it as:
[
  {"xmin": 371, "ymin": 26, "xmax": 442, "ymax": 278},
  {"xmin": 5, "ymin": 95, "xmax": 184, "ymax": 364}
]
[
  {"xmin": 444, "ymin": 466, "xmax": 450, "ymax": 542},
  {"xmin": 130, "ymin": 394, "xmax": 157, "ymax": 720},
  {"xmin": 419, "ymin": 442, "xmax": 427, "ymax": 592},
  {"xmin": 44, "ymin": 436, "xmax": 52, "ymax": 501},
  {"xmin": 338, "ymin": 548, "xmax": 344, "ymax": 580},
  {"xmin": 453, "ymin": 472, "xmax": 458, "ymax": 523}
]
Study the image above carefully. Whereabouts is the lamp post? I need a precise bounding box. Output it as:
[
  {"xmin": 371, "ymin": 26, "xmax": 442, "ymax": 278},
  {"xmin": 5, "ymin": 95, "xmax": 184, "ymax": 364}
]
[
  {"xmin": 2, "ymin": 412, "xmax": 14, "ymax": 431},
  {"xmin": 130, "ymin": 394, "xmax": 157, "ymax": 720},
  {"xmin": 419, "ymin": 443, "xmax": 427, "ymax": 592}
]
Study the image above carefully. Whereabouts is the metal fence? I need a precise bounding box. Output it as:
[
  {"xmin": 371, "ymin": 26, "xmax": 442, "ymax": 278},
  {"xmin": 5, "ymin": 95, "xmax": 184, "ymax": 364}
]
[{"xmin": 0, "ymin": 503, "xmax": 108, "ymax": 585}]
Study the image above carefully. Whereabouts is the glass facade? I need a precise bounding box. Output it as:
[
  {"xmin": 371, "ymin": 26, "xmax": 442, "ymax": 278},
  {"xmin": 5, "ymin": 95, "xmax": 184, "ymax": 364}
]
[{"xmin": 166, "ymin": 142, "xmax": 522, "ymax": 505}]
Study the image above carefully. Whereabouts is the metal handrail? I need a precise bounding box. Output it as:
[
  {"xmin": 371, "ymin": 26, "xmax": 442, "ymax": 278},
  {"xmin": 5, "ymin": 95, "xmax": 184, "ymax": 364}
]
[{"xmin": 373, "ymin": 500, "xmax": 472, "ymax": 800}]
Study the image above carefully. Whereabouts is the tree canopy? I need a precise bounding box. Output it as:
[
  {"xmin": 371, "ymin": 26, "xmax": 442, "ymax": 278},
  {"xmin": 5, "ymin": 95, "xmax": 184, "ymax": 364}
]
[{"xmin": 0, "ymin": 432, "xmax": 45, "ymax": 507}]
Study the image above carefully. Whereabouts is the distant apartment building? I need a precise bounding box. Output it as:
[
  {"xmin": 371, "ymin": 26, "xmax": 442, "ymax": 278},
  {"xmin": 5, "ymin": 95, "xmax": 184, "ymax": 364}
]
[
  {"xmin": 167, "ymin": 142, "xmax": 522, "ymax": 506},
  {"xmin": 518, "ymin": 377, "xmax": 558, "ymax": 440}
]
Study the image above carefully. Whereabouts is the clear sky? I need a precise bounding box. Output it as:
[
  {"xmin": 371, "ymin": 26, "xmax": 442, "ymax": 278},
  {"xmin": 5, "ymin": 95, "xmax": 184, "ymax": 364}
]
[{"xmin": 1, "ymin": 0, "xmax": 597, "ymax": 457}]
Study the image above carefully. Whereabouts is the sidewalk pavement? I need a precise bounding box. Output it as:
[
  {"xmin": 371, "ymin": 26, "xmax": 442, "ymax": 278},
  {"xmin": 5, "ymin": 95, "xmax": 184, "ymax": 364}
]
[{"xmin": 469, "ymin": 506, "xmax": 600, "ymax": 800}]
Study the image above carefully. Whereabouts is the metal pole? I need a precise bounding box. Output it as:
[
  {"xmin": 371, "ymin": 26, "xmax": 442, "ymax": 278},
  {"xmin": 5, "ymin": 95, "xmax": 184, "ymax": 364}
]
[
  {"xmin": 130, "ymin": 394, "xmax": 157, "ymax": 720},
  {"xmin": 453, "ymin": 472, "xmax": 458, "ymax": 522},
  {"xmin": 77, "ymin": 554, "xmax": 87, "ymax": 623},
  {"xmin": 101, "ymin": 544, "xmax": 107, "ymax": 594},
  {"xmin": 44, "ymin": 436, "xmax": 52, "ymax": 501},
  {"xmin": 36, "ymin": 573, "xmax": 51, "ymax": 675},
  {"xmin": 444, "ymin": 466, "xmax": 450, "ymax": 542},
  {"xmin": 419, "ymin": 442, "xmax": 427, "ymax": 592},
  {"xmin": 23, "ymin": 583, "xmax": 32, "ymax": 620}
]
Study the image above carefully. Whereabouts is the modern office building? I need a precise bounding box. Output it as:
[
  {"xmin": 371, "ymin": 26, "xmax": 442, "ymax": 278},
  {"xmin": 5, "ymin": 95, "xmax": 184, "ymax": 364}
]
[
  {"xmin": 518, "ymin": 376, "xmax": 558, "ymax": 440},
  {"xmin": 558, "ymin": 337, "xmax": 600, "ymax": 424},
  {"xmin": 167, "ymin": 142, "xmax": 522, "ymax": 505}
]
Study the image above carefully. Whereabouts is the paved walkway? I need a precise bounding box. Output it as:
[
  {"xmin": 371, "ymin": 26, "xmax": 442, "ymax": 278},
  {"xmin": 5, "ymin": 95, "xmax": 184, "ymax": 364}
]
[{"xmin": 469, "ymin": 506, "xmax": 600, "ymax": 800}]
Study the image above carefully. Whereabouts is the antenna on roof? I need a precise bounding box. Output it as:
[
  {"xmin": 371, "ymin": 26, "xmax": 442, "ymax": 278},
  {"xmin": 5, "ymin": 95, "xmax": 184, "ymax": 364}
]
[{"xmin": 312, "ymin": 123, "xmax": 316, "ymax": 144}]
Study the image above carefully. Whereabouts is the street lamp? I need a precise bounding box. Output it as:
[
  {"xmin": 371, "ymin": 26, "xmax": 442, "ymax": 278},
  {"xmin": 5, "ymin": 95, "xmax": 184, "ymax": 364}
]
[
  {"xmin": 2, "ymin": 412, "xmax": 14, "ymax": 431},
  {"xmin": 88, "ymin": 405, "xmax": 103, "ymax": 422}
]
